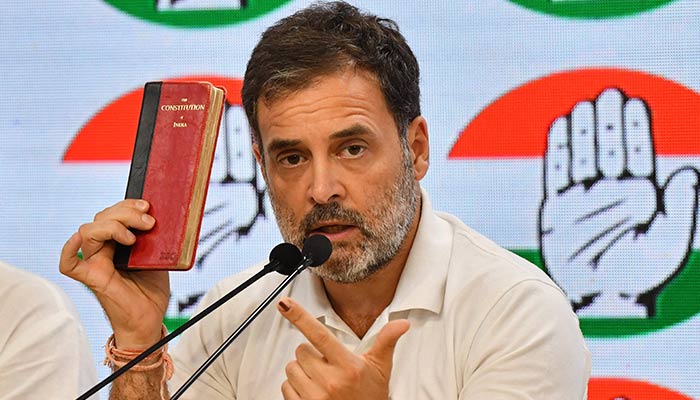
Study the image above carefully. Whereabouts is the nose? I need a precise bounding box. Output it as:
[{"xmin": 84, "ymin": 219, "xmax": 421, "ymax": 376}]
[{"xmin": 307, "ymin": 158, "xmax": 344, "ymax": 205}]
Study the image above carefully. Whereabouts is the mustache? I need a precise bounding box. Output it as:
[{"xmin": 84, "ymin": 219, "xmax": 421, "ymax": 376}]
[{"xmin": 300, "ymin": 202, "xmax": 367, "ymax": 236}]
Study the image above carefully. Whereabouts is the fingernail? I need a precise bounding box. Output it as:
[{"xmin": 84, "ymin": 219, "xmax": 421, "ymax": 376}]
[
  {"xmin": 136, "ymin": 200, "xmax": 149, "ymax": 211},
  {"xmin": 142, "ymin": 214, "xmax": 154, "ymax": 224},
  {"xmin": 278, "ymin": 299, "xmax": 290, "ymax": 312},
  {"xmin": 125, "ymin": 230, "xmax": 135, "ymax": 240}
]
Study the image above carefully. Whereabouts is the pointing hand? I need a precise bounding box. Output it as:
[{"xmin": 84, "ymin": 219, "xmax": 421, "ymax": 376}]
[{"xmin": 277, "ymin": 297, "xmax": 410, "ymax": 400}]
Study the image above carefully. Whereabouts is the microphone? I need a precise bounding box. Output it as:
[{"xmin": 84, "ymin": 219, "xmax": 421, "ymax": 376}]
[
  {"xmin": 265, "ymin": 242, "xmax": 304, "ymax": 274},
  {"xmin": 170, "ymin": 235, "xmax": 332, "ymax": 400},
  {"xmin": 76, "ymin": 243, "xmax": 302, "ymax": 400},
  {"xmin": 302, "ymin": 234, "xmax": 333, "ymax": 267}
]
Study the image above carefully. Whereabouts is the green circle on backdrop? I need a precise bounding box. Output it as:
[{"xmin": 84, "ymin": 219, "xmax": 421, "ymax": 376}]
[
  {"xmin": 508, "ymin": 0, "xmax": 678, "ymax": 19},
  {"xmin": 103, "ymin": 0, "xmax": 294, "ymax": 28}
]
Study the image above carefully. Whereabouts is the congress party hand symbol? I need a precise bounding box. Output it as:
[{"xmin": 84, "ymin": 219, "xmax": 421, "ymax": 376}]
[
  {"xmin": 168, "ymin": 103, "xmax": 269, "ymax": 316},
  {"xmin": 197, "ymin": 103, "xmax": 268, "ymax": 267},
  {"xmin": 539, "ymin": 88, "xmax": 700, "ymax": 317}
]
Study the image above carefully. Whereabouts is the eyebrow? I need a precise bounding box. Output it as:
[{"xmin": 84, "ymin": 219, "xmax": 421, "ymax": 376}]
[
  {"xmin": 265, "ymin": 124, "xmax": 373, "ymax": 155},
  {"xmin": 266, "ymin": 138, "xmax": 302, "ymax": 155}
]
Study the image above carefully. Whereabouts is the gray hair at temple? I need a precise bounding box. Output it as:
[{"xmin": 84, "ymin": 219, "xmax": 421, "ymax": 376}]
[{"xmin": 241, "ymin": 1, "xmax": 421, "ymax": 155}]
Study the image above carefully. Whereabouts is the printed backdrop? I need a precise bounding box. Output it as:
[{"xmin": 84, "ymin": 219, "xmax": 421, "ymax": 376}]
[{"xmin": 1, "ymin": 0, "xmax": 699, "ymax": 398}]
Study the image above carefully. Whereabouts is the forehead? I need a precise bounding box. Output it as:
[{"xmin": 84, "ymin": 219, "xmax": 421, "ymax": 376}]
[{"xmin": 256, "ymin": 69, "xmax": 396, "ymax": 145}]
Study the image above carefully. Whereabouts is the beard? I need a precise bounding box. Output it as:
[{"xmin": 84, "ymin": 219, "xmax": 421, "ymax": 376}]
[{"xmin": 267, "ymin": 144, "xmax": 420, "ymax": 283}]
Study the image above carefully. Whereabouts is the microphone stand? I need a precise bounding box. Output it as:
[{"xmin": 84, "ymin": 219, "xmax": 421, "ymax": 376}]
[
  {"xmin": 76, "ymin": 256, "xmax": 296, "ymax": 400},
  {"xmin": 170, "ymin": 260, "xmax": 312, "ymax": 400}
]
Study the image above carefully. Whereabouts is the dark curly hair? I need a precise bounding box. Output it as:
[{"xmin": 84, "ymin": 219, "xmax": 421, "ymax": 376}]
[{"xmin": 241, "ymin": 1, "xmax": 421, "ymax": 152}]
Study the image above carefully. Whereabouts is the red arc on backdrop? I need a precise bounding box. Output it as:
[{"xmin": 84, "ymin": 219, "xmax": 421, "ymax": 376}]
[
  {"xmin": 63, "ymin": 76, "xmax": 243, "ymax": 162},
  {"xmin": 588, "ymin": 377, "xmax": 693, "ymax": 400},
  {"xmin": 449, "ymin": 68, "xmax": 700, "ymax": 159}
]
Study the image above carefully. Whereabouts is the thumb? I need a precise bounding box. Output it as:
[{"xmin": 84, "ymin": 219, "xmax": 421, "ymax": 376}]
[
  {"xmin": 363, "ymin": 319, "xmax": 410, "ymax": 374},
  {"xmin": 662, "ymin": 167, "xmax": 699, "ymax": 223}
]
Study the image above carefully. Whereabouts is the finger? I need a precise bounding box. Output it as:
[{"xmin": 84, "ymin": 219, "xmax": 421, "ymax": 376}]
[
  {"xmin": 78, "ymin": 220, "xmax": 135, "ymax": 260},
  {"xmin": 94, "ymin": 200, "xmax": 156, "ymax": 231},
  {"xmin": 294, "ymin": 343, "xmax": 326, "ymax": 381},
  {"xmin": 59, "ymin": 232, "xmax": 84, "ymax": 278},
  {"xmin": 285, "ymin": 360, "xmax": 324, "ymax": 399},
  {"xmin": 570, "ymin": 101, "xmax": 596, "ymax": 183},
  {"xmin": 281, "ymin": 380, "xmax": 302, "ymax": 400},
  {"xmin": 659, "ymin": 167, "xmax": 699, "ymax": 233},
  {"xmin": 596, "ymin": 88, "xmax": 625, "ymax": 178},
  {"xmin": 277, "ymin": 297, "xmax": 350, "ymax": 364},
  {"xmin": 296, "ymin": 342, "xmax": 323, "ymax": 363},
  {"xmin": 544, "ymin": 116, "xmax": 571, "ymax": 198},
  {"xmin": 624, "ymin": 98, "xmax": 654, "ymax": 177},
  {"xmin": 363, "ymin": 319, "xmax": 410, "ymax": 375}
]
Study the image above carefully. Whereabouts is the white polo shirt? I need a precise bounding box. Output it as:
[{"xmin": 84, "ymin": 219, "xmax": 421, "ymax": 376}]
[
  {"xmin": 0, "ymin": 261, "xmax": 97, "ymax": 399},
  {"xmin": 170, "ymin": 192, "xmax": 591, "ymax": 399}
]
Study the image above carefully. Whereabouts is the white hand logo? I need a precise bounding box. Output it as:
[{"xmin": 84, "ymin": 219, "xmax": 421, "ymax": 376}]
[
  {"xmin": 168, "ymin": 103, "xmax": 269, "ymax": 315},
  {"xmin": 539, "ymin": 88, "xmax": 699, "ymax": 317},
  {"xmin": 197, "ymin": 103, "xmax": 268, "ymax": 268}
]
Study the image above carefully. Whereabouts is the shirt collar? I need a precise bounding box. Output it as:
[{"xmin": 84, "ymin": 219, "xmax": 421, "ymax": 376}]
[
  {"xmin": 288, "ymin": 188, "xmax": 452, "ymax": 319},
  {"xmin": 386, "ymin": 188, "xmax": 451, "ymax": 315}
]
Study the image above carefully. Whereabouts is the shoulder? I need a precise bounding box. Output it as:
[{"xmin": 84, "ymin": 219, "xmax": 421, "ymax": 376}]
[
  {"xmin": 428, "ymin": 217, "xmax": 590, "ymax": 395},
  {"xmin": 0, "ymin": 262, "xmax": 97, "ymax": 396},
  {"xmin": 0, "ymin": 261, "xmax": 80, "ymax": 324},
  {"xmin": 435, "ymin": 211, "xmax": 582, "ymax": 348},
  {"xmin": 437, "ymin": 210, "xmax": 564, "ymax": 300}
]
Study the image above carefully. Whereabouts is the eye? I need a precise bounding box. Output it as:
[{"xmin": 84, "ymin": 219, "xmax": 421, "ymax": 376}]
[
  {"xmin": 339, "ymin": 144, "xmax": 366, "ymax": 158},
  {"xmin": 278, "ymin": 153, "xmax": 306, "ymax": 167}
]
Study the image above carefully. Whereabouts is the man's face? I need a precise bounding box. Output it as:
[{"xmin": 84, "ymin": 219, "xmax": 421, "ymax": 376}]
[{"xmin": 254, "ymin": 69, "xmax": 422, "ymax": 283}]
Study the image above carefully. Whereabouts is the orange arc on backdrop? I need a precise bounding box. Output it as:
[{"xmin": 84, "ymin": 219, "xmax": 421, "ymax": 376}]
[
  {"xmin": 63, "ymin": 76, "xmax": 243, "ymax": 162},
  {"xmin": 449, "ymin": 68, "xmax": 700, "ymax": 159},
  {"xmin": 588, "ymin": 377, "xmax": 693, "ymax": 400}
]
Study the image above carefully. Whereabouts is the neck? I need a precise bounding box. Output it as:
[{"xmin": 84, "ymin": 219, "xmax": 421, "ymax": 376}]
[{"xmin": 321, "ymin": 198, "xmax": 422, "ymax": 338}]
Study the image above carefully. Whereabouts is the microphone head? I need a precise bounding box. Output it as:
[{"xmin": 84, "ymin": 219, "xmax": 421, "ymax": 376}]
[
  {"xmin": 302, "ymin": 235, "xmax": 333, "ymax": 267},
  {"xmin": 269, "ymin": 243, "xmax": 303, "ymax": 275}
]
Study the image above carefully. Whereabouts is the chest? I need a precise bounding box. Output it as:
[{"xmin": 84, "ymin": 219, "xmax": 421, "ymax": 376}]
[{"xmin": 232, "ymin": 313, "xmax": 461, "ymax": 400}]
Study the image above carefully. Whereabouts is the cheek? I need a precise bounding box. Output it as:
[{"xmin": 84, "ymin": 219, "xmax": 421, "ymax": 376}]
[{"xmin": 267, "ymin": 178, "xmax": 304, "ymax": 219}]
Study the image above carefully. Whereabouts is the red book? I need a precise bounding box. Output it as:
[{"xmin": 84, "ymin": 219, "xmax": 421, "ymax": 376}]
[{"xmin": 114, "ymin": 81, "xmax": 225, "ymax": 270}]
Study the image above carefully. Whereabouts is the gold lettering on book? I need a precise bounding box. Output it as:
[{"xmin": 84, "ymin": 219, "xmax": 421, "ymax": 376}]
[
  {"xmin": 173, "ymin": 122, "xmax": 188, "ymax": 128},
  {"xmin": 161, "ymin": 104, "xmax": 205, "ymax": 111}
]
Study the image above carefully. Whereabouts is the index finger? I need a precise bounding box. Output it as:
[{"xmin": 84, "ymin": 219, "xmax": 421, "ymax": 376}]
[
  {"xmin": 277, "ymin": 297, "xmax": 351, "ymax": 364},
  {"xmin": 59, "ymin": 232, "xmax": 83, "ymax": 277}
]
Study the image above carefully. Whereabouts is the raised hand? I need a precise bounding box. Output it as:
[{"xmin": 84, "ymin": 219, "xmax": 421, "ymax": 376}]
[
  {"xmin": 539, "ymin": 88, "xmax": 699, "ymax": 317},
  {"xmin": 59, "ymin": 199, "xmax": 169, "ymax": 349},
  {"xmin": 277, "ymin": 297, "xmax": 410, "ymax": 400}
]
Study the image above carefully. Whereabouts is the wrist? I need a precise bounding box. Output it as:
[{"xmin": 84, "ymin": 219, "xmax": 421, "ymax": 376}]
[
  {"xmin": 104, "ymin": 325, "xmax": 174, "ymax": 400},
  {"xmin": 113, "ymin": 327, "xmax": 163, "ymax": 351}
]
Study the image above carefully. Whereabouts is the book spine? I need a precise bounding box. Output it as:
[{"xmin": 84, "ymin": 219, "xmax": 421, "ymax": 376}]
[{"xmin": 114, "ymin": 82, "xmax": 162, "ymax": 269}]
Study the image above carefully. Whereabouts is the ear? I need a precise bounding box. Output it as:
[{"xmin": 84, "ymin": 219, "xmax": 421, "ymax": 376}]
[
  {"xmin": 406, "ymin": 116, "xmax": 429, "ymax": 180},
  {"xmin": 252, "ymin": 142, "xmax": 268, "ymax": 180}
]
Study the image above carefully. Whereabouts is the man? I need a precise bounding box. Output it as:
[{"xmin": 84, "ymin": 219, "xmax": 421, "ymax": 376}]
[
  {"xmin": 0, "ymin": 261, "xmax": 97, "ymax": 399},
  {"xmin": 60, "ymin": 2, "xmax": 590, "ymax": 399}
]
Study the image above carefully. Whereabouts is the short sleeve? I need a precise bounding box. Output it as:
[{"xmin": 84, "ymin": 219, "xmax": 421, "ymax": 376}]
[{"xmin": 459, "ymin": 280, "xmax": 591, "ymax": 400}]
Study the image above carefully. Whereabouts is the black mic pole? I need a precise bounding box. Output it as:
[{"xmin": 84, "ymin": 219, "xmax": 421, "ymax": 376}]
[
  {"xmin": 170, "ymin": 235, "xmax": 332, "ymax": 400},
  {"xmin": 76, "ymin": 243, "xmax": 301, "ymax": 400}
]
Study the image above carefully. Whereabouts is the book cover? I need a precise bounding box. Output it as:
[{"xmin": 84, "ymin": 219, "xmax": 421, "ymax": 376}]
[{"xmin": 114, "ymin": 81, "xmax": 225, "ymax": 270}]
